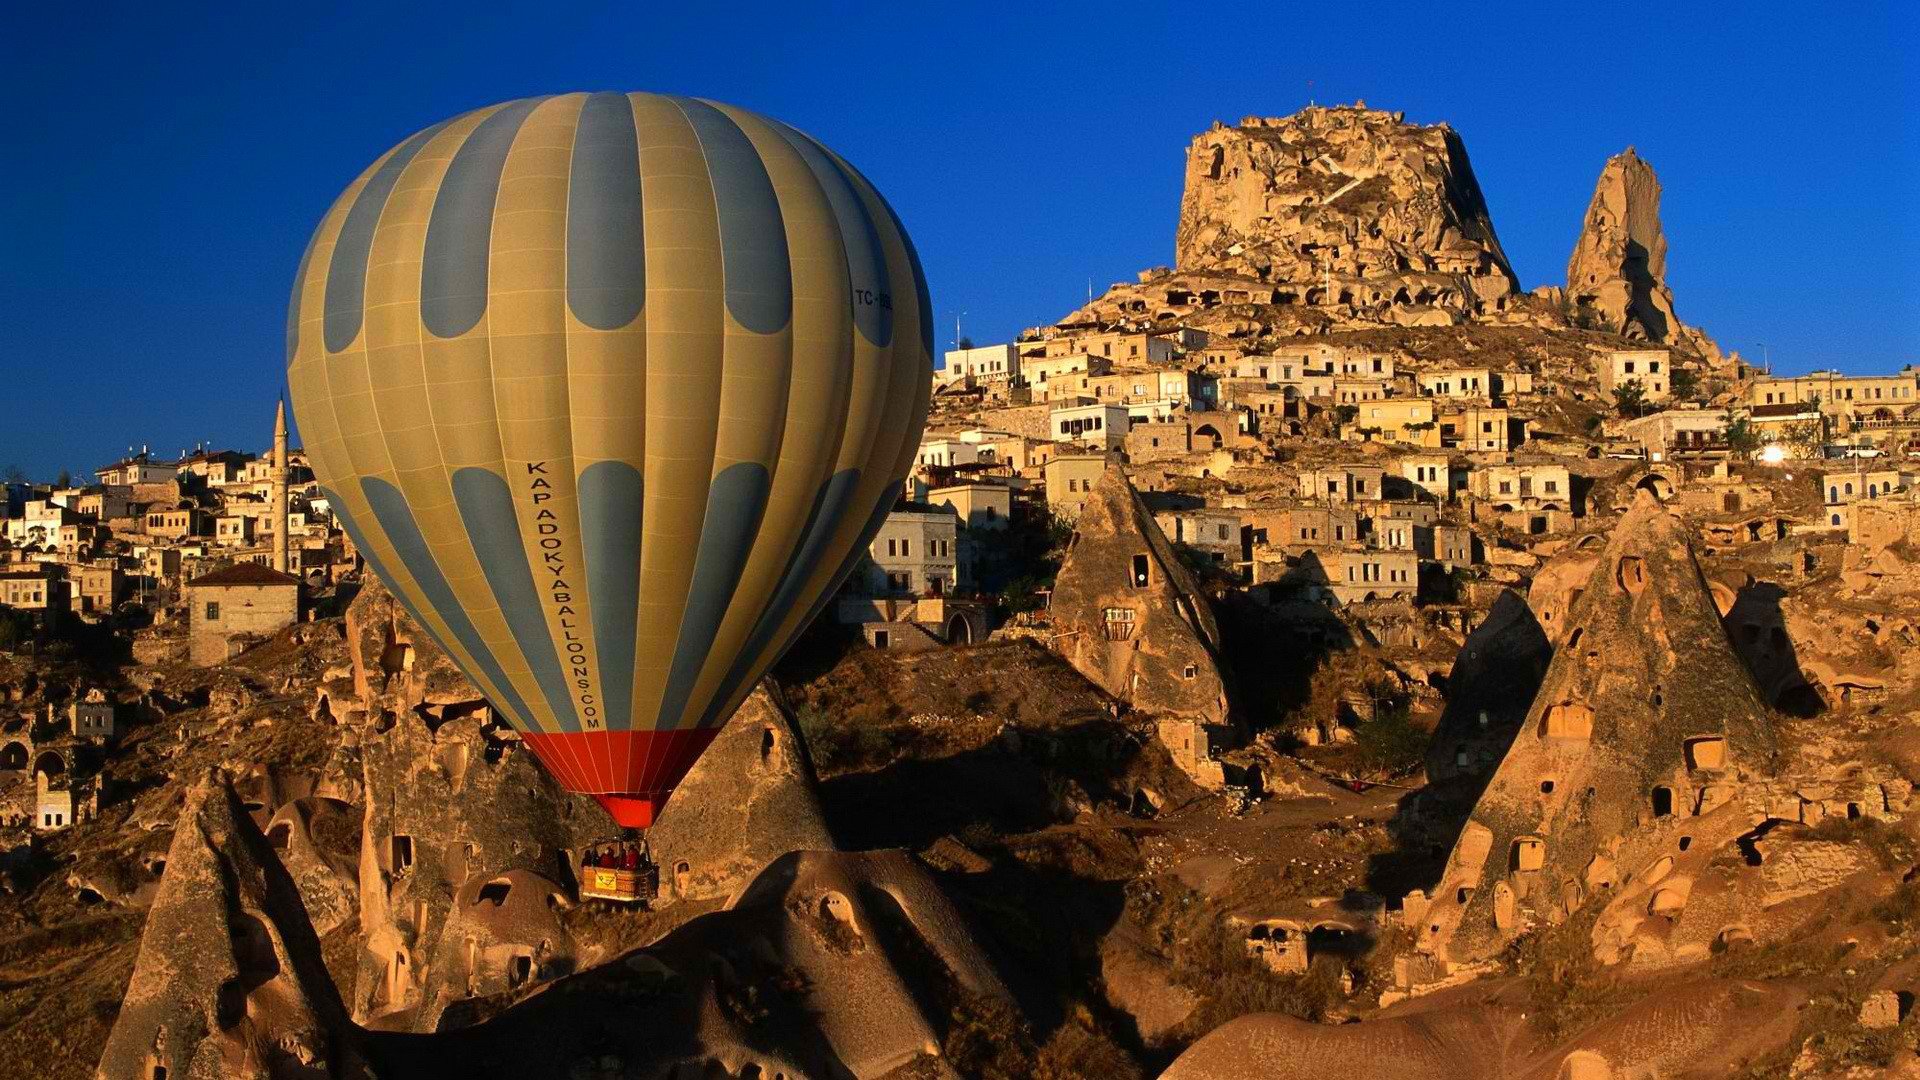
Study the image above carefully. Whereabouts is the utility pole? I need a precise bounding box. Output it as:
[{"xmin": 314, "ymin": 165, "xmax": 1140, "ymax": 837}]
[{"xmin": 1755, "ymin": 343, "xmax": 1771, "ymax": 375}]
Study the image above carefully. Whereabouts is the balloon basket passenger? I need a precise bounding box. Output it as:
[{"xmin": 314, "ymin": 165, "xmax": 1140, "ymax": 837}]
[{"xmin": 579, "ymin": 838, "xmax": 659, "ymax": 905}]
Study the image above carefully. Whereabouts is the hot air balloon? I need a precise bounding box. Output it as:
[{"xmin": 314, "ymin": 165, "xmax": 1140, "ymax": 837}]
[{"xmin": 287, "ymin": 93, "xmax": 931, "ymax": 832}]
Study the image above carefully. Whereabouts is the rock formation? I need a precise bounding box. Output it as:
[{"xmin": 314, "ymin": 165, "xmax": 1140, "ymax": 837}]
[
  {"xmin": 362, "ymin": 850, "xmax": 1014, "ymax": 1080},
  {"xmin": 647, "ymin": 681, "xmax": 834, "ymax": 904},
  {"xmin": 1177, "ymin": 106, "xmax": 1516, "ymax": 300},
  {"xmin": 1159, "ymin": 977, "xmax": 1808, "ymax": 1079},
  {"xmin": 1065, "ymin": 104, "xmax": 1522, "ymax": 333},
  {"xmin": 1048, "ymin": 461, "xmax": 1234, "ymax": 784},
  {"xmin": 341, "ymin": 575, "xmax": 606, "ymax": 1030},
  {"xmin": 97, "ymin": 771, "xmax": 370, "ymax": 1080},
  {"xmin": 1565, "ymin": 148, "xmax": 1683, "ymax": 343},
  {"xmin": 1420, "ymin": 491, "xmax": 1780, "ymax": 964},
  {"xmin": 1422, "ymin": 589, "xmax": 1551, "ymax": 786}
]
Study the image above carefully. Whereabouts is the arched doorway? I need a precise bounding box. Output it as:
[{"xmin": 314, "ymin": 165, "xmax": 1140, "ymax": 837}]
[
  {"xmin": 946, "ymin": 613, "xmax": 973, "ymax": 645},
  {"xmin": 1635, "ymin": 473, "xmax": 1674, "ymax": 502}
]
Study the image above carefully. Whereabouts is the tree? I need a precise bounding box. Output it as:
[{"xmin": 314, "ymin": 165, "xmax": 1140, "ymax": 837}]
[
  {"xmin": 1721, "ymin": 408, "xmax": 1759, "ymax": 459},
  {"xmin": 54, "ymin": 469, "xmax": 70, "ymax": 488},
  {"xmin": 1612, "ymin": 378, "xmax": 1648, "ymax": 418},
  {"xmin": 1333, "ymin": 404, "xmax": 1359, "ymax": 425},
  {"xmin": 0, "ymin": 465, "xmax": 25, "ymax": 485},
  {"xmin": 956, "ymin": 335, "xmax": 975, "ymax": 351},
  {"xmin": 1669, "ymin": 366, "xmax": 1700, "ymax": 402}
]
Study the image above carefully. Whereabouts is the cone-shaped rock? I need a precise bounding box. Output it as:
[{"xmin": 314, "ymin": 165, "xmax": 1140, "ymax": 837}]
[
  {"xmin": 1048, "ymin": 461, "xmax": 1229, "ymax": 728},
  {"xmin": 647, "ymin": 679, "xmax": 835, "ymax": 904},
  {"xmin": 1419, "ymin": 490, "xmax": 1778, "ymax": 962},
  {"xmin": 97, "ymin": 771, "xmax": 368, "ymax": 1080}
]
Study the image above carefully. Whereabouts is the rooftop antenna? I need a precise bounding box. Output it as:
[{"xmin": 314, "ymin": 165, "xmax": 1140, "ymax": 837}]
[
  {"xmin": 1307, "ymin": 79, "xmax": 1315, "ymax": 107},
  {"xmin": 1754, "ymin": 342, "xmax": 1771, "ymax": 375}
]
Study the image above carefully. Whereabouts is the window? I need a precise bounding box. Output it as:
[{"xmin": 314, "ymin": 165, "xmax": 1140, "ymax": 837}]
[
  {"xmin": 1651, "ymin": 787, "xmax": 1674, "ymax": 818},
  {"xmin": 1103, "ymin": 607, "xmax": 1136, "ymax": 641},
  {"xmin": 204, "ymin": 602, "xmax": 220, "ymax": 620},
  {"xmin": 1130, "ymin": 554, "xmax": 1150, "ymax": 588}
]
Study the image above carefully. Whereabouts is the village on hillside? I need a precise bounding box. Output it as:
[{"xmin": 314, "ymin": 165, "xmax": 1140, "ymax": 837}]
[{"xmin": 5, "ymin": 104, "xmax": 1920, "ymax": 1079}]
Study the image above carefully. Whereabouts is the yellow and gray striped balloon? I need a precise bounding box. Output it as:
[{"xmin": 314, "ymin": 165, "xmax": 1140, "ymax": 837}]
[{"xmin": 287, "ymin": 93, "xmax": 931, "ymax": 828}]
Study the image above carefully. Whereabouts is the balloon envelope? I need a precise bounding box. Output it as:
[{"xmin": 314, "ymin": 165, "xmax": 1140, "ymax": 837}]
[{"xmin": 288, "ymin": 93, "xmax": 931, "ymax": 827}]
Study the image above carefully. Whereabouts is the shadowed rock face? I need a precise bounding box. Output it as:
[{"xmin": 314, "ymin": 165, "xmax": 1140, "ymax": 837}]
[
  {"xmin": 1175, "ymin": 105, "xmax": 1517, "ymax": 309},
  {"xmin": 362, "ymin": 849, "xmax": 1013, "ymax": 1080},
  {"xmin": 97, "ymin": 771, "xmax": 370, "ymax": 1080},
  {"xmin": 1158, "ymin": 977, "xmax": 1806, "ymax": 1080},
  {"xmin": 1566, "ymin": 148, "xmax": 1680, "ymax": 343},
  {"xmin": 1424, "ymin": 589, "xmax": 1551, "ymax": 786},
  {"xmin": 1421, "ymin": 491, "xmax": 1780, "ymax": 963}
]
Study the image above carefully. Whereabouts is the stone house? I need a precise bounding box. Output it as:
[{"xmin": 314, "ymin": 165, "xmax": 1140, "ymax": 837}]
[
  {"xmin": 1417, "ymin": 367, "xmax": 1493, "ymax": 399},
  {"xmin": 1421, "ymin": 523, "xmax": 1479, "ymax": 567},
  {"xmin": 69, "ymin": 691, "xmax": 115, "ymax": 741},
  {"xmin": 70, "ymin": 564, "xmax": 125, "ymax": 620},
  {"xmin": 938, "ymin": 343, "xmax": 1020, "ymax": 386},
  {"xmin": 1401, "ymin": 454, "xmax": 1460, "ymax": 502},
  {"xmin": 1041, "ymin": 330, "xmax": 1181, "ymax": 365},
  {"xmin": 214, "ymin": 513, "xmax": 258, "ymax": 546},
  {"xmin": 1154, "ymin": 508, "xmax": 1248, "ymax": 568},
  {"xmin": 95, "ymin": 452, "xmax": 178, "ymax": 486},
  {"xmin": 1822, "ymin": 467, "xmax": 1904, "ymax": 507},
  {"xmin": 0, "ymin": 565, "xmax": 65, "ymax": 612},
  {"xmin": 1599, "ymin": 348, "xmax": 1671, "ymax": 402},
  {"xmin": 34, "ymin": 775, "xmax": 74, "ymax": 831},
  {"xmin": 185, "ymin": 562, "xmax": 301, "ymax": 665},
  {"xmin": 1343, "ymin": 398, "xmax": 1440, "ymax": 447},
  {"xmin": 1298, "ymin": 465, "xmax": 1386, "ymax": 503},
  {"xmin": 1271, "ymin": 506, "xmax": 1361, "ymax": 547},
  {"xmin": 1469, "ymin": 464, "xmax": 1574, "ymax": 512},
  {"xmin": 927, "ymin": 482, "xmax": 1011, "ymax": 532},
  {"xmin": 1443, "ymin": 406, "xmax": 1521, "ymax": 452},
  {"xmin": 1747, "ymin": 366, "xmax": 1920, "ymax": 422},
  {"xmin": 1332, "ymin": 378, "xmax": 1391, "ymax": 404},
  {"xmin": 1050, "ymin": 402, "xmax": 1130, "ymax": 451},
  {"xmin": 1023, "ymin": 353, "xmax": 1111, "ymax": 401},
  {"xmin": 1043, "ymin": 454, "xmax": 1110, "ymax": 521},
  {"xmin": 856, "ymin": 505, "xmax": 963, "ymax": 598},
  {"xmin": 1125, "ymin": 419, "xmax": 1193, "ymax": 463},
  {"xmin": 144, "ymin": 507, "xmax": 213, "ymax": 540},
  {"xmin": 1276, "ymin": 547, "xmax": 1419, "ymax": 604},
  {"xmin": 1619, "ymin": 408, "xmax": 1729, "ymax": 461}
]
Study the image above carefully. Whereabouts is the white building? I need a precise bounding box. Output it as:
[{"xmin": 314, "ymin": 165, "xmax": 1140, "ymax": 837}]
[
  {"xmin": 1050, "ymin": 402, "xmax": 1130, "ymax": 451},
  {"xmin": 859, "ymin": 505, "xmax": 962, "ymax": 596},
  {"xmin": 938, "ymin": 343, "xmax": 1020, "ymax": 385}
]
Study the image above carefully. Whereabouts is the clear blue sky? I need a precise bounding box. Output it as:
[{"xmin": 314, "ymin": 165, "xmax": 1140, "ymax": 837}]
[{"xmin": 3, "ymin": 3, "xmax": 1915, "ymax": 481}]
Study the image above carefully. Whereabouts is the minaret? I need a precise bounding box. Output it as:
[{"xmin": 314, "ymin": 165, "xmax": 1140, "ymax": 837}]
[{"xmin": 272, "ymin": 398, "xmax": 290, "ymax": 574}]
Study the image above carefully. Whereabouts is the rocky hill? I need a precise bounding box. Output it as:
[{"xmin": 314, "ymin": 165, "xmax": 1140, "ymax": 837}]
[{"xmin": 1176, "ymin": 106, "xmax": 1517, "ymax": 304}]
